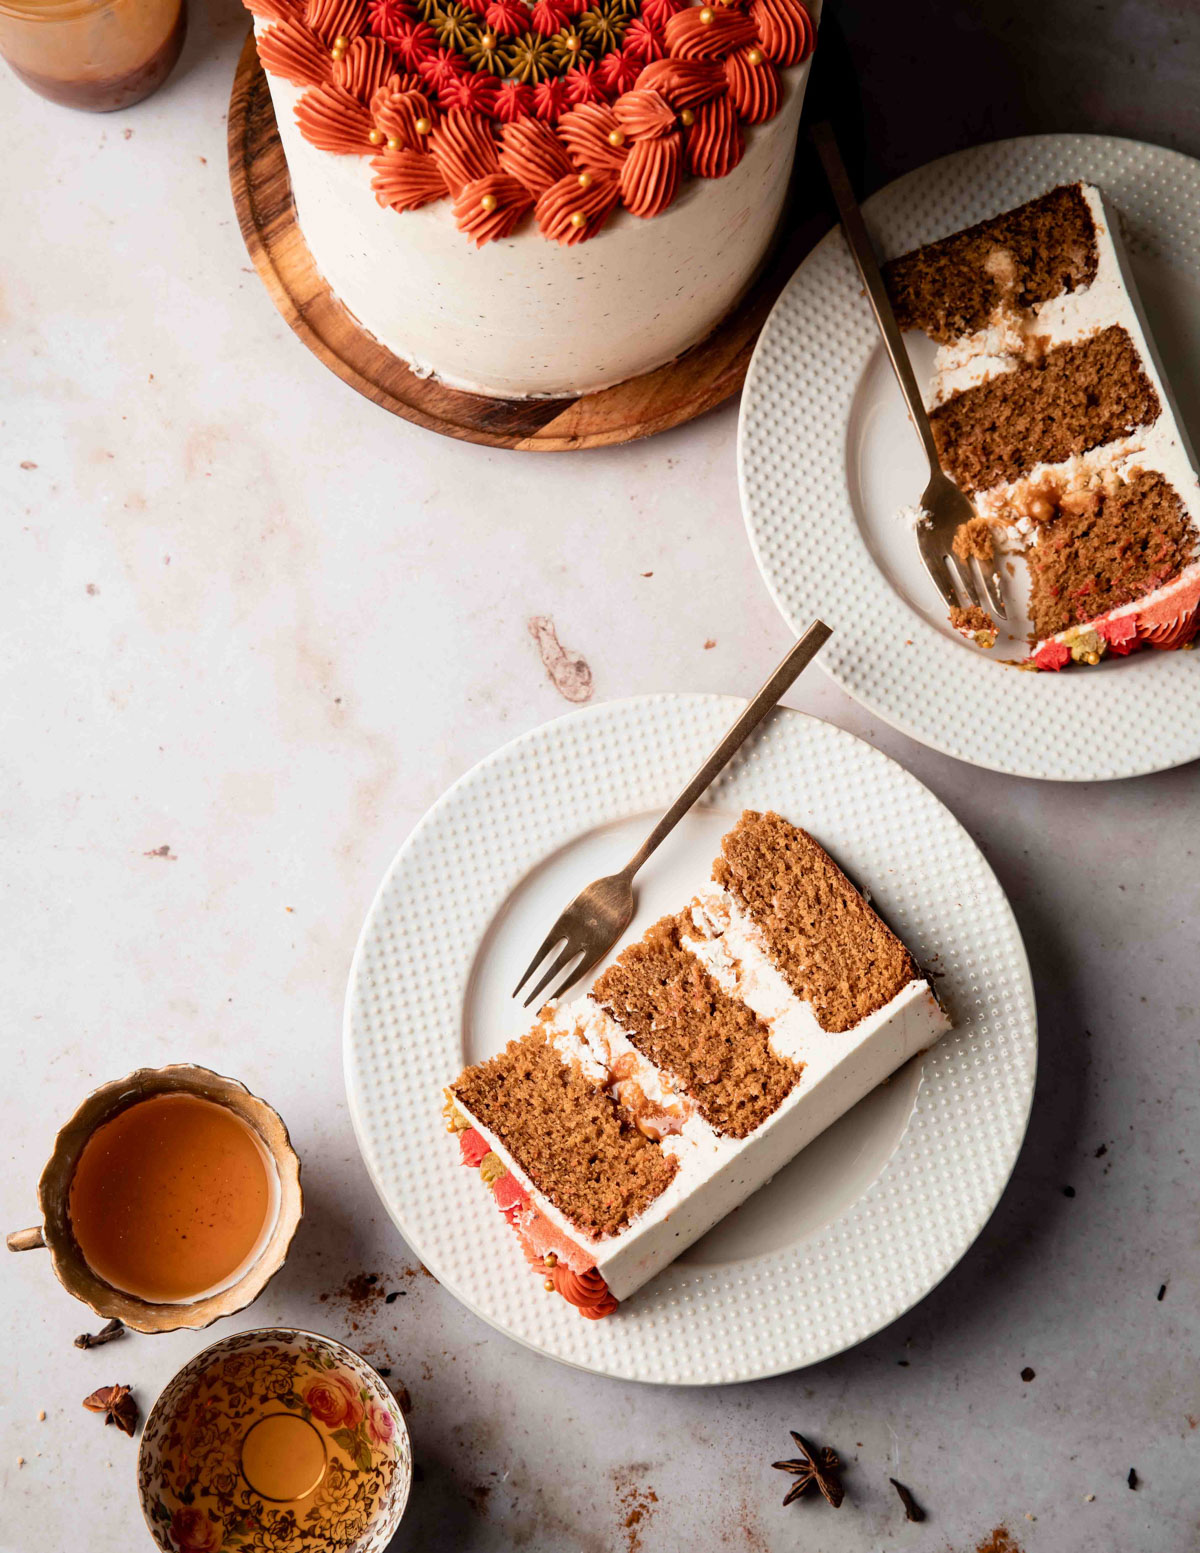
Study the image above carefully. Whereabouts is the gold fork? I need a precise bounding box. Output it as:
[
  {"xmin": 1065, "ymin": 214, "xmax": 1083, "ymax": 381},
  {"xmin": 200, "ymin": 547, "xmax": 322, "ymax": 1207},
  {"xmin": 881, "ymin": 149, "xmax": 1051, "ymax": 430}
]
[
  {"xmin": 512, "ymin": 619, "xmax": 833, "ymax": 1009},
  {"xmin": 810, "ymin": 122, "xmax": 1007, "ymax": 625}
]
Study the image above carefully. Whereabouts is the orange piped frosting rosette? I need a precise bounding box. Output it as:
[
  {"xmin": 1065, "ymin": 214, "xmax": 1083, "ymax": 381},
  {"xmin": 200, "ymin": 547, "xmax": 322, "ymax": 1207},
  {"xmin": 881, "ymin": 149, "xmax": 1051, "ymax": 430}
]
[
  {"xmin": 333, "ymin": 34, "xmax": 397, "ymax": 97},
  {"xmin": 257, "ymin": 19, "xmax": 334, "ymax": 88},
  {"xmin": 455, "ymin": 172, "xmax": 534, "ymax": 245},
  {"xmin": 294, "ymin": 83, "xmax": 377, "ymax": 152},
  {"xmin": 620, "ymin": 131, "xmax": 682, "ymax": 217},
  {"xmin": 250, "ymin": 0, "xmax": 816, "ymax": 245}
]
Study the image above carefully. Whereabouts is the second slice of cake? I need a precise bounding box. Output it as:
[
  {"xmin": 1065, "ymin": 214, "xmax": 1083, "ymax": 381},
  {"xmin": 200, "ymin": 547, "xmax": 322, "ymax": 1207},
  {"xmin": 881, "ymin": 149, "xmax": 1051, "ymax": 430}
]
[{"xmin": 444, "ymin": 810, "xmax": 950, "ymax": 1317}]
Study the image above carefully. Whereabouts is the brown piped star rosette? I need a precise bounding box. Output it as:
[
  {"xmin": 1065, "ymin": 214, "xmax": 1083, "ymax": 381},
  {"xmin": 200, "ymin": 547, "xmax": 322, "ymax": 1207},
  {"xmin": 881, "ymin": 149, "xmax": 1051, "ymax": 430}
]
[{"xmin": 246, "ymin": 0, "xmax": 815, "ymax": 246}]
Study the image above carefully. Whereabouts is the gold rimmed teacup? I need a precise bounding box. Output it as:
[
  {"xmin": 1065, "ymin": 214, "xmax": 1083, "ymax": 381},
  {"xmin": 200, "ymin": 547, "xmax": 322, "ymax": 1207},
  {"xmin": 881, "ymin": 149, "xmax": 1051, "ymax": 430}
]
[{"xmin": 6, "ymin": 1063, "xmax": 302, "ymax": 1334}]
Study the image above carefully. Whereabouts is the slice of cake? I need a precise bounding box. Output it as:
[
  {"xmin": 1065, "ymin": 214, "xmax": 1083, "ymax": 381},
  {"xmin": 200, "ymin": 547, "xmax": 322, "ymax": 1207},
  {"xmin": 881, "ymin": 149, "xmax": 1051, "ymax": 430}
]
[
  {"xmin": 884, "ymin": 182, "xmax": 1200, "ymax": 668},
  {"xmin": 242, "ymin": 0, "xmax": 819, "ymax": 398},
  {"xmin": 443, "ymin": 810, "xmax": 949, "ymax": 1317}
]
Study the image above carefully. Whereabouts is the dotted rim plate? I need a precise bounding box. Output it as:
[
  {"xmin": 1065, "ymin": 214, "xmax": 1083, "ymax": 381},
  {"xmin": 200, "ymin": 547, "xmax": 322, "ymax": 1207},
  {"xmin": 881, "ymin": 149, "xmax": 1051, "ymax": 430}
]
[
  {"xmin": 344, "ymin": 696, "xmax": 1036, "ymax": 1384},
  {"xmin": 739, "ymin": 133, "xmax": 1200, "ymax": 781}
]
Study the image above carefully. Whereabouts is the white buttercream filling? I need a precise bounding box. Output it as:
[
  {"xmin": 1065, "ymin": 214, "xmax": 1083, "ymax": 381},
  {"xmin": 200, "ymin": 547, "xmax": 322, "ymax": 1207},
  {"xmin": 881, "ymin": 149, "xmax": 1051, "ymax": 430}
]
[{"xmin": 455, "ymin": 884, "xmax": 949, "ymax": 1302}]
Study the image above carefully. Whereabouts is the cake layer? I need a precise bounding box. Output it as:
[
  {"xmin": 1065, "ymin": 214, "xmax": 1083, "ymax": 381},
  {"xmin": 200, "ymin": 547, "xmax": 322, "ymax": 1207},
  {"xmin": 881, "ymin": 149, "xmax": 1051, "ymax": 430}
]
[
  {"xmin": 885, "ymin": 183, "xmax": 1099, "ymax": 344},
  {"xmin": 448, "ymin": 810, "xmax": 951, "ymax": 1308},
  {"xmin": 929, "ymin": 324, "xmax": 1160, "ymax": 495},
  {"xmin": 454, "ymin": 973, "xmax": 948, "ymax": 1303},
  {"xmin": 712, "ymin": 809, "xmax": 917, "ymax": 1032},
  {"xmin": 591, "ymin": 912, "xmax": 801, "ymax": 1139},
  {"xmin": 1020, "ymin": 468, "xmax": 1194, "ymax": 639},
  {"xmin": 450, "ymin": 1026, "xmax": 677, "ymax": 1238}
]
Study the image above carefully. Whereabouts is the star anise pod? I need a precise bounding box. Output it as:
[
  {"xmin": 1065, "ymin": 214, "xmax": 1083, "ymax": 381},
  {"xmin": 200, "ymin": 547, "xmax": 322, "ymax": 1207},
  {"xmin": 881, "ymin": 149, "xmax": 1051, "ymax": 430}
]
[
  {"xmin": 82, "ymin": 1383, "xmax": 139, "ymax": 1437},
  {"xmin": 771, "ymin": 1431, "xmax": 844, "ymax": 1508}
]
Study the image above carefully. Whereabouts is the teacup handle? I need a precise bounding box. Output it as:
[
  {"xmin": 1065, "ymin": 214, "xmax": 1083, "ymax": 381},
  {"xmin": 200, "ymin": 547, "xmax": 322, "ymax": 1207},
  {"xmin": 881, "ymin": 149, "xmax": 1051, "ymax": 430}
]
[{"xmin": 6, "ymin": 1227, "xmax": 45, "ymax": 1252}]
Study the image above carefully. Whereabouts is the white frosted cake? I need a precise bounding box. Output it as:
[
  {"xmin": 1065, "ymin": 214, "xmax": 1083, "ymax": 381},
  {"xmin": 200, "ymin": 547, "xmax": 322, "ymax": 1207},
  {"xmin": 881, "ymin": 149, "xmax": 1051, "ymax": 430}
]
[
  {"xmin": 885, "ymin": 182, "xmax": 1200, "ymax": 667},
  {"xmin": 444, "ymin": 810, "xmax": 949, "ymax": 1316},
  {"xmin": 244, "ymin": 0, "xmax": 819, "ymax": 397}
]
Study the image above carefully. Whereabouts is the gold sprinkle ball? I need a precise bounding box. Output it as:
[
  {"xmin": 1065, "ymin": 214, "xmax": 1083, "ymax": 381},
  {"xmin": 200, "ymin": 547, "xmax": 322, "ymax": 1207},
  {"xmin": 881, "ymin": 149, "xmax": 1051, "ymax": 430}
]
[
  {"xmin": 608, "ymin": 128, "xmax": 626, "ymax": 147},
  {"xmin": 386, "ymin": 135, "xmax": 400, "ymax": 150},
  {"xmin": 331, "ymin": 42, "xmax": 346, "ymax": 59},
  {"xmin": 481, "ymin": 29, "xmax": 495, "ymax": 45},
  {"xmin": 332, "ymin": 33, "xmax": 349, "ymax": 47},
  {"xmin": 415, "ymin": 116, "xmax": 432, "ymax": 135},
  {"xmin": 543, "ymin": 1252, "xmax": 558, "ymax": 1267},
  {"xmin": 480, "ymin": 192, "xmax": 498, "ymax": 212},
  {"xmin": 570, "ymin": 211, "xmax": 587, "ymax": 228},
  {"xmin": 746, "ymin": 46, "xmax": 763, "ymax": 64},
  {"xmin": 368, "ymin": 127, "xmax": 384, "ymax": 145},
  {"xmin": 698, "ymin": 6, "xmax": 714, "ymax": 20},
  {"xmin": 566, "ymin": 33, "xmax": 580, "ymax": 48},
  {"xmin": 680, "ymin": 107, "xmax": 696, "ymax": 126},
  {"xmin": 1083, "ymin": 650, "xmax": 1100, "ymax": 665},
  {"xmin": 543, "ymin": 1278, "xmax": 555, "ymax": 1291},
  {"xmin": 577, "ymin": 170, "xmax": 593, "ymax": 188}
]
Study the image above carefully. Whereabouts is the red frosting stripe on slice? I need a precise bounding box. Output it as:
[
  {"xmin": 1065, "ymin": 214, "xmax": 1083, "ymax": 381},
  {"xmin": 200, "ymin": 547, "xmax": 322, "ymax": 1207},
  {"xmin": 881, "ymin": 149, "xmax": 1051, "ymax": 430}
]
[
  {"xmin": 306, "ymin": 0, "xmax": 368, "ymax": 46},
  {"xmin": 613, "ymin": 86, "xmax": 675, "ymax": 139},
  {"xmin": 634, "ymin": 55, "xmax": 726, "ymax": 109},
  {"xmin": 370, "ymin": 84, "xmax": 434, "ymax": 148},
  {"xmin": 333, "ymin": 33, "xmax": 396, "ymax": 98},
  {"xmin": 559, "ymin": 101, "xmax": 628, "ymax": 171},
  {"xmin": 664, "ymin": 5, "xmax": 757, "ymax": 61},
  {"xmin": 619, "ymin": 130, "xmax": 682, "ymax": 217},
  {"xmin": 748, "ymin": 0, "xmax": 813, "ymax": 67},
  {"xmin": 429, "ymin": 107, "xmax": 500, "ymax": 195},
  {"xmin": 457, "ymin": 1126, "xmax": 491, "ymax": 1166},
  {"xmin": 684, "ymin": 90, "xmax": 743, "ymax": 177},
  {"xmin": 499, "ymin": 115, "xmax": 575, "ymax": 194},
  {"xmin": 295, "ymin": 83, "xmax": 377, "ymax": 152},
  {"xmin": 1033, "ymin": 640, "xmax": 1071, "ymax": 672},
  {"xmin": 455, "ymin": 172, "xmax": 534, "ymax": 245},
  {"xmin": 723, "ymin": 44, "xmax": 779, "ymax": 121},
  {"xmin": 257, "ymin": 18, "xmax": 334, "ymax": 87},
  {"xmin": 535, "ymin": 171, "xmax": 620, "ymax": 243}
]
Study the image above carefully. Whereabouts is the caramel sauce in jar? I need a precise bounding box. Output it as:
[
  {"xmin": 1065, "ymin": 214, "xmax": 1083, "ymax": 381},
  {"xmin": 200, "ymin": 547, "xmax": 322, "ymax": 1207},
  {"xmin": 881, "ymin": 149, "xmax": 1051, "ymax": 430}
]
[{"xmin": 0, "ymin": 0, "xmax": 185, "ymax": 111}]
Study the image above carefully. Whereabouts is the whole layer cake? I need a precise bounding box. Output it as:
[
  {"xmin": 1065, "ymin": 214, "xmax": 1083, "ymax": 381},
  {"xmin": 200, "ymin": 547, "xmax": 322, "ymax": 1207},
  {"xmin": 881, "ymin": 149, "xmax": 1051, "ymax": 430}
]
[
  {"xmin": 884, "ymin": 182, "xmax": 1200, "ymax": 668},
  {"xmin": 244, "ymin": 0, "xmax": 818, "ymax": 397},
  {"xmin": 443, "ymin": 810, "xmax": 950, "ymax": 1317}
]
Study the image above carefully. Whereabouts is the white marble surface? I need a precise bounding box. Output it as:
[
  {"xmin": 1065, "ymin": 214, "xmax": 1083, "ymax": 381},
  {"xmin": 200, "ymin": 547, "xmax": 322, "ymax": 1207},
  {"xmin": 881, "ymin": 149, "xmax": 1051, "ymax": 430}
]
[{"xmin": 3, "ymin": 3, "xmax": 1199, "ymax": 1550}]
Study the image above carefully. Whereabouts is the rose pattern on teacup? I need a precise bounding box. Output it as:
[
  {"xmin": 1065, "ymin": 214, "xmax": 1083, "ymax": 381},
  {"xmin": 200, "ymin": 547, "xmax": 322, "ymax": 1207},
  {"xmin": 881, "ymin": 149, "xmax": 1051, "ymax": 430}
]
[{"xmin": 138, "ymin": 1330, "xmax": 411, "ymax": 1553}]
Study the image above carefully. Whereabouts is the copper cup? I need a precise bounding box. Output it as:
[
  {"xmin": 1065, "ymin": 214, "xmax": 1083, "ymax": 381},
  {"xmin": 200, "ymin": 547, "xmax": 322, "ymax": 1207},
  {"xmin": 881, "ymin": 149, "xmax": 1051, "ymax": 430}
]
[{"xmin": 6, "ymin": 1063, "xmax": 302, "ymax": 1335}]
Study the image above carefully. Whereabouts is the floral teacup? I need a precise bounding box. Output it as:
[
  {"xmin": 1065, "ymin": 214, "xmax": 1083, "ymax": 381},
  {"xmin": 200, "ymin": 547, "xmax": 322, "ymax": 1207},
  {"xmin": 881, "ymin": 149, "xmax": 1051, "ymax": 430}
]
[{"xmin": 138, "ymin": 1328, "xmax": 412, "ymax": 1552}]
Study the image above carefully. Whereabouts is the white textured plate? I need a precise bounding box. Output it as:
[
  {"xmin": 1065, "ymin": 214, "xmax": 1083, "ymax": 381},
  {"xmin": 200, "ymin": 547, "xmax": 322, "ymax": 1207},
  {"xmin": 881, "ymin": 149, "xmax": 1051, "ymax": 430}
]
[
  {"xmin": 344, "ymin": 696, "xmax": 1036, "ymax": 1384},
  {"xmin": 739, "ymin": 133, "xmax": 1200, "ymax": 781}
]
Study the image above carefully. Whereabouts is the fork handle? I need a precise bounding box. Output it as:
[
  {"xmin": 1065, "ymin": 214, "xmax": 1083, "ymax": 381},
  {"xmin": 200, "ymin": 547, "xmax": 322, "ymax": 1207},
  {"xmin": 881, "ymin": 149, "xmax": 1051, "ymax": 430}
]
[
  {"xmin": 810, "ymin": 122, "xmax": 943, "ymax": 474},
  {"xmin": 622, "ymin": 620, "xmax": 832, "ymax": 879}
]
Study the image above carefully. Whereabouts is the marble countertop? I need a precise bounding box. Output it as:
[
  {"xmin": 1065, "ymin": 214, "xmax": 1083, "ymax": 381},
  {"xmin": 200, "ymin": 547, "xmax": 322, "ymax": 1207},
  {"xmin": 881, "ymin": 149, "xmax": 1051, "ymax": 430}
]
[{"xmin": 3, "ymin": 2, "xmax": 1198, "ymax": 1549}]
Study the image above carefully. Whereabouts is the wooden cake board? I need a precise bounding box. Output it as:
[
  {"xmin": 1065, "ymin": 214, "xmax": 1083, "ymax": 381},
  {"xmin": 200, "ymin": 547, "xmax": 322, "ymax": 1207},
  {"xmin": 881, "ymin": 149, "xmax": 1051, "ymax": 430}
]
[{"xmin": 227, "ymin": 28, "xmax": 827, "ymax": 452}]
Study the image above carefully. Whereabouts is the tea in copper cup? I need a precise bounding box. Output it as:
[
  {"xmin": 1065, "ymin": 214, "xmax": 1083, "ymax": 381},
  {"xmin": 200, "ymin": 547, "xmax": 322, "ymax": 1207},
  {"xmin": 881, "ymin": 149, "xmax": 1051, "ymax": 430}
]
[{"xmin": 6, "ymin": 1064, "xmax": 302, "ymax": 1334}]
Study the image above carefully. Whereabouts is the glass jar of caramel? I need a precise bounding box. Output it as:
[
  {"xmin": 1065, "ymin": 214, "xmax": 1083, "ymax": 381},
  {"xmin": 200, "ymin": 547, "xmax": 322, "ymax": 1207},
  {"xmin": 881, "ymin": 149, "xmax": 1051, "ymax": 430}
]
[{"xmin": 0, "ymin": 0, "xmax": 186, "ymax": 111}]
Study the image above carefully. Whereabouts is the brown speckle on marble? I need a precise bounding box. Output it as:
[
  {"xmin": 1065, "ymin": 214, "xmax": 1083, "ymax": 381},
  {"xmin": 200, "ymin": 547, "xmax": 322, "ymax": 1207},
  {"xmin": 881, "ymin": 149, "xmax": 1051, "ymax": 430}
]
[
  {"xmin": 86, "ymin": 583, "xmax": 99, "ymax": 595},
  {"xmin": 20, "ymin": 461, "xmax": 37, "ymax": 470},
  {"xmin": 143, "ymin": 844, "xmax": 176, "ymax": 860},
  {"xmin": 528, "ymin": 615, "xmax": 593, "ymax": 703}
]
